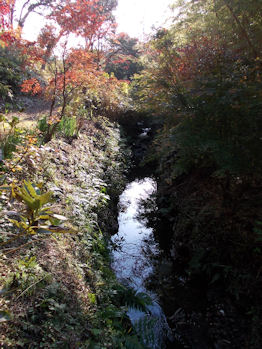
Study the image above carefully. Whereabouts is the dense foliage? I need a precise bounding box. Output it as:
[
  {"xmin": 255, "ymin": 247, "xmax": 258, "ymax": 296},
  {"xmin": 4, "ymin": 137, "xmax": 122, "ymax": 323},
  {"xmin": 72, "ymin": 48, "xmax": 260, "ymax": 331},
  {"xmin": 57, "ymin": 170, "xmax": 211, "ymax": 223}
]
[
  {"xmin": 1, "ymin": 0, "xmax": 262, "ymax": 347},
  {"xmin": 0, "ymin": 115, "xmax": 151, "ymax": 348},
  {"xmin": 105, "ymin": 33, "xmax": 142, "ymax": 80},
  {"xmin": 0, "ymin": 1, "xmax": 149, "ymax": 348},
  {"xmin": 132, "ymin": 0, "xmax": 262, "ymax": 347},
  {"xmin": 0, "ymin": 0, "xmax": 130, "ymax": 140}
]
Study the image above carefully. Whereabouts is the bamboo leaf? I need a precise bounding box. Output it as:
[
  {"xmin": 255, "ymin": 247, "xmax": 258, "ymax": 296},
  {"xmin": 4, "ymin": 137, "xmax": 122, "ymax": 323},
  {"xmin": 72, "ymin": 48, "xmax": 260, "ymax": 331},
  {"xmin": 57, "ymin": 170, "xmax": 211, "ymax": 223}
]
[
  {"xmin": 24, "ymin": 181, "xmax": 37, "ymax": 198},
  {"xmin": 32, "ymin": 198, "xmax": 41, "ymax": 210},
  {"xmin": 17, "ymin": 188, "xmax": 34, "ymax": 205},
  {"xmin": 36, "ymin": 215, "xmax": 51, "ymax": 220},
  {"xmin": 8, "ymin": 218, "xmax": 21, "ymax": 228},
  {"xmin": 39, "ymin": 191, "xmax": 53, "ymax": 206},
  {"xmin": 39, "ymin": 207, "xmax": 53, "ymax": 214}
]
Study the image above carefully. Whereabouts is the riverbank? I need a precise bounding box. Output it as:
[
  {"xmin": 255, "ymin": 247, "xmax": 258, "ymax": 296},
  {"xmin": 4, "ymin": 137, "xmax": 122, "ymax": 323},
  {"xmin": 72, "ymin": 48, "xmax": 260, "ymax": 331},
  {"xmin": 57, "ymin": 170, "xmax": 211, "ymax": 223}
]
[
  {"xmin": 137, "ymin": 126, "xmax": 262, "ymax": 349},
  {"xmin": 0, "ymin": 115, "xmax": 147, "ymax": 348},
  {"xmin": 1, "ymin": 104, "xmax": 260, "ymax": 348},
  {"xmin": 118, "ymin": 113, "xmax": 262, "ymax": 348}
]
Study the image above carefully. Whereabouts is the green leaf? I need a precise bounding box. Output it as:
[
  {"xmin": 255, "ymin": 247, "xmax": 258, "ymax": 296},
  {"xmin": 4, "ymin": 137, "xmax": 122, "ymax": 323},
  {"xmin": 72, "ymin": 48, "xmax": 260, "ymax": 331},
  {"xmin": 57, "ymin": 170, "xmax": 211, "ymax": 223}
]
[
  {"xmin": 17, "ymin": 188, "xmax": 34, "ymax": 207},
  {"xmin": 8, "ymin": 218, "xmax": 21, "ymax": 228},
  {"xmin": 24, "ymin": 181, "xmax": 37, "ymax": 198},
  {"xmin": 32, "ymin": 198, "xmax": 41, "ymax": 210},
  {"xmin": 88, "ymin": 292, "xmax": 96, "ymax": 304},
  {"xmin": 39, "ymin": 191, "xmax": 53, "ymax": 206},
  {"xmin": 39, "ymin": 207, "xmax": 53, "ymax": 214},
  {"xmin": 36, "ymin": 215, "xmax": 51, "ymax": 220},
  {"xmin": 0, "ymin": 114, "xmax": 6, "ymax": 122}
]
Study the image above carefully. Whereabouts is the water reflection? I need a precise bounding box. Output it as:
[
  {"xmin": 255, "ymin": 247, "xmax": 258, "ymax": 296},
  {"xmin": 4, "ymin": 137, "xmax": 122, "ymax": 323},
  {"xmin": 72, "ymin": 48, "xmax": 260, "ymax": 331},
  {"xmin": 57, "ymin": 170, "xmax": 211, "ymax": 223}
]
[
  {"xmin": 112, "ymin": 178, "xmax": 172, "ymax": 349},
  {"xmin": 112, "ymin": 177, "xmax": 156, "ymax": 291}
]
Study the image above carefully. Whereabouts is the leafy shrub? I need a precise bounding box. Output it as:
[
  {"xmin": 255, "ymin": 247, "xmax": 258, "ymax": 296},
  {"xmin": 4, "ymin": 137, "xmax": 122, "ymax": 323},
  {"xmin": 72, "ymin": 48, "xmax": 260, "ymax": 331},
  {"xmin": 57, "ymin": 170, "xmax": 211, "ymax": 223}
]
[
  {"xmin": 0, "ymin": 114, "xmax": 21, "ymax": 160},
  {"xmin": 0, "ymin": 46, "xmax": 25, "ymax": 102},
  {"xmin": 59, "ymin": 116, "xmax": 77, "ymax": 138},
  {"xmin": 37, "ymin": 116, "xmax": 48, "ymax": 134},
  {"xmin": 4, "ymin": 256, "xmax": 50, "ymax": 298},
  {"xmin": 132, "ymin": 2, "xmax": 262, "ymax": 346},
  {"xmin": 0, "ymin": 180, "xmax": 76, "ymax": 251}
]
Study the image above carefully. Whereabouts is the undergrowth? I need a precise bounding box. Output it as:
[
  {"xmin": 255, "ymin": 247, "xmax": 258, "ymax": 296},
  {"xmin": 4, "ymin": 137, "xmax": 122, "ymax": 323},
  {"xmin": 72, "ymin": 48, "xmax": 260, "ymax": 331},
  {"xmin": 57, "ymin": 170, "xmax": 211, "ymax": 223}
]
[{"xmin": 0, "ymin": 115, "xmax": 148, "ymax": 348}]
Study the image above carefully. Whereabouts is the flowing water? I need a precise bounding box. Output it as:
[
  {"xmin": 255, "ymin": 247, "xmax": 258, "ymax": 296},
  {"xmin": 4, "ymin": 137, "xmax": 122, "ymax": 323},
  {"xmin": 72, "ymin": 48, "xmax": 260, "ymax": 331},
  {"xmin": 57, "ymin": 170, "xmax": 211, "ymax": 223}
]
[{"xmin": 112, "ymin": 178, "xmax": 172, "ymax": 348}]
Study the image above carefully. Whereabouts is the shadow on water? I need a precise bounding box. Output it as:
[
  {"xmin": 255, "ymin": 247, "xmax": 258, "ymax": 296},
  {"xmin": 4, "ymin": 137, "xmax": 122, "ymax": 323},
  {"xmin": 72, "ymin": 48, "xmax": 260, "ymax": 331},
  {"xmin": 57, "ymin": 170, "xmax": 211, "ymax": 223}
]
[{"xmin": 111, "ymin": 178, "xmax": 180, "ymax": 348}]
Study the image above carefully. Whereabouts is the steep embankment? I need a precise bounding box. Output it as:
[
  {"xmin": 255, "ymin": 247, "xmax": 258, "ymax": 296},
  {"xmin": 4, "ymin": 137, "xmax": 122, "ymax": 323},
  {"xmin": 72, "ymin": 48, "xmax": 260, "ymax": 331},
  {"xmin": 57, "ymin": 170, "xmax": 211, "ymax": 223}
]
[
  {"xmin": 143, "ymin": 129, "xmax": 262, "ymax": 349},
  {"xmin": 119, "ymin": 114, "xmax": 262, "ymax": 348},
  {"xmin": 0, "ymin": 116, "xmax": 145, "ymax": 348}
]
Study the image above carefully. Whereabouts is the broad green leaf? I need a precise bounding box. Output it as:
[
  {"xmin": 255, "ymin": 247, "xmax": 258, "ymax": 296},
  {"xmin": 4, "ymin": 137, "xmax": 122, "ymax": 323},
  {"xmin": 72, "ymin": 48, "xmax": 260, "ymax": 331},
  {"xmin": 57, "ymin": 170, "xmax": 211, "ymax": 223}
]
[
  {"xmin": 88, "ymin": 293, "xmax": 96, "ymax": 304},
  {"xmin": 24, "ymin": 181, "xmax": 37, "ymax": 198},
  {"xmin": 36, "ymin": 215, "xmax": 51, "ymax": 220},
  {"xmin": 8, "ymin": 218, "xmax": 21, "ymax": 228},
  {"xmin": 22, "ymin": 198, "xmax": 36, "ymax": 210},
  {"xmin": 31, "ymin": 198, "xmax": 41, "ymax": 210},
  {"xmin": 17, "ymin": 188, "xmax": 34, "ymax": 206},
  {"xmin": 39, "ymin": 191, "xmax": 53, "ymax": 206}
]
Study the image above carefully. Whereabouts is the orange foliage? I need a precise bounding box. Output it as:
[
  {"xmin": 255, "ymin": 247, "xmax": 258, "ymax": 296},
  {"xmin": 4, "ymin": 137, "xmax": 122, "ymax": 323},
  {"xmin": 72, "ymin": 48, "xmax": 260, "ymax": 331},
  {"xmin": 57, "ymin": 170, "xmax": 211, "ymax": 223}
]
[
  {"xmin": 0, "ymin": 0, "xmax": 15, "ymax": 45},
  {"xmin": 45, "ymin": 48, "xmax": 98, "ymax": 98},
  {"xmin": 51, "ymin": 0, "xmax": 115, "ymax": 48},
  {"xmin": 21, "ymin": 78, "xmax": 42, "ymax": 95},
  {"xmin": 17, "ymin": 39, "xmax": 45, "ymax": 68}
]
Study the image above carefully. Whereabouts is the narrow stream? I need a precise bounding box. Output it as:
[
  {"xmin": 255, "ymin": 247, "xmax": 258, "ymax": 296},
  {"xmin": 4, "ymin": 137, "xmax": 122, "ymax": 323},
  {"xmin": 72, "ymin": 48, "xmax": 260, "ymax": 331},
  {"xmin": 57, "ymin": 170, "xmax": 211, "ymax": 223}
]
[{"xmin": 112, "ymin": 178, "xmax": 172, "ymax": 348}]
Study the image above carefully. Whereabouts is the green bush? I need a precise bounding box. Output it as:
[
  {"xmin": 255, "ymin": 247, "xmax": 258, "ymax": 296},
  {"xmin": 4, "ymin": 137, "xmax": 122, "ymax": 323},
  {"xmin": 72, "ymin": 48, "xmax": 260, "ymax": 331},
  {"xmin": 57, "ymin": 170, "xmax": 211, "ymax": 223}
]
[
  {"xmin": 37, "ymin": 116, "xmax": 48, "ymax": 134},
  {"xmin": 0, "ymin": 46, "xmax": 25, "ymax": 102},
  {"xmin": 59, "ymin": 116, "xmax": 77, "ymax": 138},
  {"xmin": 0, "ymin": 114, "xmax": 22, "ymax": 160}
]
